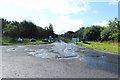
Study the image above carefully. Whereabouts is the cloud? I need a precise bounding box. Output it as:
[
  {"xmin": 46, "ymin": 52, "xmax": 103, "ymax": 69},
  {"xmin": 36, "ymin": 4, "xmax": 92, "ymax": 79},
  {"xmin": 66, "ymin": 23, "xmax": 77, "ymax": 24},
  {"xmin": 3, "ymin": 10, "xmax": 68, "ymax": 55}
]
[
  {"xmin": 0, "ymin": 0, "xmax": 86, "ymax": 34},
  {"xmin": 108, "ymin": 0, "xmax": 119, "ymax": 6},
  {"xmin": 0, "ymin": 0, "xmax": 90, "ymax": 14},
  {"xmin": 94, "ymin": 20, "xmax": 109, "ymax": 27},
  {"xmin": 39, "ymin": 15, "xmax": 46, "ymax": 18},
  {"xmin": 88, "ymin": 0, "xmax": 118, "ymax": 5},
  {"xmin": 50, "ymin": 16, "xmax": 84, "ymax": 34},
  {"xmin": 32, "ymin": 0, "xmax": 89, "ymax": 14},
  {"xmin": 0, "ymin": 0, "xmax": 116, "ymax": 34},
  {"xmin": 85, "ymin": 0, "xmax": 118, "ymax": 2}
]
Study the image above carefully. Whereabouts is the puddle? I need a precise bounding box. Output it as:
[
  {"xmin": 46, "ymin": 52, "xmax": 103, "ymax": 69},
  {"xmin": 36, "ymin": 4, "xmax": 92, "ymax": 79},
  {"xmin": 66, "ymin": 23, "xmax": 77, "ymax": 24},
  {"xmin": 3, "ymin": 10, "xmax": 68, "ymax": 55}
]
[
  {"xmin": 30, "ymin": 41, "xmax": 80, "ymax": 59},
  {"xmin": 27, "ymin": 40, "xmax": 119, "ymax": 71},
  {"xmin": 75, "ymin": 50, "xmax": 85, "ymax": 53},
  {"xmin": 28, "ymin": 42, "xmax": 80, "ymax": 59},
  {"xmin": 24, "ymin": 49, "xmax": 28, "ymax": 51},
  {"xmin": 29, "ymin": 49, "xmax": 59, "ymax": 59},
  {"xmin": 91, "ymin": 55, "xmax": 104, "ymax": 58},
  {"xmin": 7, "ymin": 48, "xmax": 16, "ymax": 51},
  {"xmin": 25, "ymin": 49, "xmax": 36, "ymax": 52},
  {"xmin": 17, "ymin": 46, "xmax": 25, "ymax": 48},
  {"xmin": 68, "ymin": 62, "xmax": 75, "ymax": 65},
  {"xmin": 29, "ymin": 48, "xmax": 79, "ymax": 59},
  {"xmin": 52, "ymin": 51, "xmax": 60, "ymax": 54},
  {"xmin": 49, "ymin": 50, "xmax": 55, "ymax": 52},
  {"xmin": 28, "ymin": 52, "xmax": 35, "ymax": 56},
  {"xmin": 56, "ymin": 54, "xmax": 78, "ymax": 59}
]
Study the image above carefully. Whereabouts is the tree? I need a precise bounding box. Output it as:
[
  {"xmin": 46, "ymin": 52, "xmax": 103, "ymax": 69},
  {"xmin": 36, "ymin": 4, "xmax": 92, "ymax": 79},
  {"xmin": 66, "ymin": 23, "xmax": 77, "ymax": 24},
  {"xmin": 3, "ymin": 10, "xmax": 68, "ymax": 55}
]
[
  {"xmin": 100, "ymin": 27, "xmax": 111, "ymax": 41},
  {"xmin": 75, "ymin": 27, "xmax": 85, "ymax": 41},
  {"xmin": 101, "ymin": 18, "xmax": 119, "ymax": 42},
  {"xmin": 19, "ymin": 20, "xmax": 38, "ymax": 38},
  {"xmin": 108, "ymin": 19, "xmax": 119, "ymax": 41},
  {"xmin": 3, "ymin": 24, "xmax": 20, "ymax": 38},
  {"xmin": 37, "ymin": 27, "xmax": 47, "ymax": 39},
  {"xmin": 63, "ymin": 31, "xmax": 74, "ymax": 39},
  {"xmin": 1, "ymin": 18, "xmax": 10, "ymax": 29},
  {"xmin": 62, "ymin": 18, "xmax": 119, "ymax": 42},
  {"xmin": 44, "ymin": 23, "xmax": 55, "ymax": 38},
  {"xmin": 2, "ymin": 18, "xmax": 57, "ymax": 40},
  {"xmin": 47, "ymin": 23, "xmax": 54, "ymax": 37}
]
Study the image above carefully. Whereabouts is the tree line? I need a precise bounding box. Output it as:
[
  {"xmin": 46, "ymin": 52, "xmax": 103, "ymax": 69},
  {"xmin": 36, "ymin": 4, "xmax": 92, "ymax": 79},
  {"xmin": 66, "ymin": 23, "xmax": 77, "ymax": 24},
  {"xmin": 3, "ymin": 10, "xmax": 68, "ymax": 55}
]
[
  {"xmin": 61, "ymin": 18, "xmax": 120, "ymax": 42},
  {"xmin": 1, "ymin": 18, "xmax": 57, "ymax": 40}
]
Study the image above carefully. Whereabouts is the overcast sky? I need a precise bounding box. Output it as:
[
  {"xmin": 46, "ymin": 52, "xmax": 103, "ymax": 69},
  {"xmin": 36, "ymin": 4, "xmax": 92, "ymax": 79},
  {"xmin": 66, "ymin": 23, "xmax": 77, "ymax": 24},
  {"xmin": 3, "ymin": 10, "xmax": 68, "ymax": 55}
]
[{"xmin": 0, "ymin": 0, "xmax": 118, "ymax": 34}]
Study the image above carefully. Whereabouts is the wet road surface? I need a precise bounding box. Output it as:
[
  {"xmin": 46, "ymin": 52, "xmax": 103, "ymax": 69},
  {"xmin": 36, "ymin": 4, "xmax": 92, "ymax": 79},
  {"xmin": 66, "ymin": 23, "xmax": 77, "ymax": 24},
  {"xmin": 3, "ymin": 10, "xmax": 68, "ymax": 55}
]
[{"xmin": 1, "ymin": 40, "xmax": 120, "ymax": 78}]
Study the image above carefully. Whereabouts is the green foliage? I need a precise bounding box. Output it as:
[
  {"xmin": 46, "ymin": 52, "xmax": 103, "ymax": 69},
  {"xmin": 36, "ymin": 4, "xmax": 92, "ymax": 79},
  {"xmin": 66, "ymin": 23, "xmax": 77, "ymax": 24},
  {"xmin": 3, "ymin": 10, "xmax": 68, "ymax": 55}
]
[
  {"xmin": 3, "ymin": 24, "xmax": 20, "ymax": 38},
  {"xmin": 100, "ymin": 27, "xmax": 111, "ymax": 41},
  {"xmin": 79, "ymin": 25, "xmax": 104, "ymax": 41},
  {"xmin": 62, "ymin": 18, "xmax": 119, "ymax": 42},
  {"xmin": 1, "ymin": 40, "xmax": 50, "ymax": 45},
  {"xmin": 64, "ymin": 38, "xmax": 119, "ymax": 53},
  {"xmin": 2, "ymin": 18, "xmax": 56, "ymax": 40},
  {"xmin": 37, "ymin": 27, "xmax": 46, "ymax": 39},
  {"xmin": 1, "ymin": 37, "xmax": 56, "ymax": 45},
  {"xmin": 62, "ymin": 31, "xmax": 74, "ymax": 39},
  {"xmin": 44, "ymin": 23, "xmax": 54, "ymax": 38},
  {"xmin": 79, "ymin": 41, "xmax": 119, "ymax": 53},
  {"xmin": 75, "ymin": 27, "xmax": 85, "ymax": 41},
  {"xmin": 100, "ymin": 19, "xmax": 119, "ymax": 42},
  {"xmin": 2, "ymin": 18, "xmax": 119, "ymax": 43},
  {"xmin": 19, "ymin": 20, "xmax": 39, "ymax": 38}
]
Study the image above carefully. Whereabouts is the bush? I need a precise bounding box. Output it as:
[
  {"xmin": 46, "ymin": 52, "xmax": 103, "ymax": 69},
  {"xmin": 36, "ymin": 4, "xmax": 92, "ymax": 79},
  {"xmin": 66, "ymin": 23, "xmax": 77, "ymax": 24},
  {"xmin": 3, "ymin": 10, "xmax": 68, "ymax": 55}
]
[{"xmin": 42, "ymin": 39, "xmax": 48, "ymax": 42}]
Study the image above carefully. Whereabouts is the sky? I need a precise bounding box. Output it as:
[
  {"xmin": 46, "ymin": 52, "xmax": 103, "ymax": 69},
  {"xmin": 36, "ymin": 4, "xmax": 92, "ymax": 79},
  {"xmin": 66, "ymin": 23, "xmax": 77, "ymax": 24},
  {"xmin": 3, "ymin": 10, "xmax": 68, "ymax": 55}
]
[{"xmin": 0, "ymin": 0, "xmax": 118, "ymax": 34}]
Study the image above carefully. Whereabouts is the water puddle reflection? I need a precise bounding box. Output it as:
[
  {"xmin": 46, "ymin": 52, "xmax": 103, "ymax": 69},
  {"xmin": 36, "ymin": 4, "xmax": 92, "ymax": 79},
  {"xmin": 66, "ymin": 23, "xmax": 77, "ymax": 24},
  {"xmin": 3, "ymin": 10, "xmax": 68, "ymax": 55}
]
[
  {"xmin": 27, "ymin": 40, "xmax": 119, "ymax": 74},
  {"xmin": 7, "ymin": 48, "xmax": 16, "ymax": 51}
]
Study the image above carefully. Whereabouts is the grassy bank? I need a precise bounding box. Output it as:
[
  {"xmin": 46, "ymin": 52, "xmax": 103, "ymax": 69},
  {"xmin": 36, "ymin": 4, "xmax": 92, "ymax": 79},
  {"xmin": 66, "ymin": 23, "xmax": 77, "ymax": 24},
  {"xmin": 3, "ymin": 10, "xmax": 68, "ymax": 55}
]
[
  {"xmin": 64, "ymin": 38, "xmax": 119, "ymax": 54},
  {"xmin": 1, "ymin": 38, "xmax": 55, "ymax": 45},
  {"xmin": 1, "ymin": 41, "xmax": 50, "ymax": 45}
]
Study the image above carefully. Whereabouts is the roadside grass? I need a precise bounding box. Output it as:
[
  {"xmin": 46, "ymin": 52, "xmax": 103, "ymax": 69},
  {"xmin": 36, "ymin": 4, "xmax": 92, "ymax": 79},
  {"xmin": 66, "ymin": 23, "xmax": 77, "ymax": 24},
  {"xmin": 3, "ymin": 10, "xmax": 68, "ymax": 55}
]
[
  {"xmin": 0, "ymin": 41, "xmax": 49, "ymax": 45},
  {"xmin": 1, "ymin": 38, "xmax": 55, "ymax": 45},
  {"xmin": 63, "ymin": 38, "xmax": 119, "ymax": 54},
  {"xmin": 77, "ymin": 41, "xmax": 119, "ymax": 54}
]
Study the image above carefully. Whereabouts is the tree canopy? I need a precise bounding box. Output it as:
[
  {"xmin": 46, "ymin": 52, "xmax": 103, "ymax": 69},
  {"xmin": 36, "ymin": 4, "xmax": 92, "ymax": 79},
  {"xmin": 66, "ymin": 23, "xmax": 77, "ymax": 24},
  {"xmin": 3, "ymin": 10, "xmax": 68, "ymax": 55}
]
[
  {"xmin": 1, "ymin": 18, "xmax": 56, "ymax": 39},
  {"xmin": 62, "ymin": 18, "xmax": 119, "ymax": 42},
  {"xmin": 1, "ymin": 18, "xmax": 119, "ymax": 42}
]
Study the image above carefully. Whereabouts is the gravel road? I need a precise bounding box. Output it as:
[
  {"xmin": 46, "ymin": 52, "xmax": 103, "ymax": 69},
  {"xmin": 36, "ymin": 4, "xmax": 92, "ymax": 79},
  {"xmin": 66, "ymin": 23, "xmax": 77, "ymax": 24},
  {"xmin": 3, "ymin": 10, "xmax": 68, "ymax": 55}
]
[{"xmin": 1, "ymin": 40, "xmax": 119, "ymax": 78}]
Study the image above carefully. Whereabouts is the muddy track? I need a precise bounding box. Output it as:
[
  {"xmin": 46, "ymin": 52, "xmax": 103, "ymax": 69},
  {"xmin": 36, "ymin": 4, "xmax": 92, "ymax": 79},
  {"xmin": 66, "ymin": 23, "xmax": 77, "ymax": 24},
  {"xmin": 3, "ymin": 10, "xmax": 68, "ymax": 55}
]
[{"xmin": 1, "ymin": 41, "xmax": 119, "ymax": 78}]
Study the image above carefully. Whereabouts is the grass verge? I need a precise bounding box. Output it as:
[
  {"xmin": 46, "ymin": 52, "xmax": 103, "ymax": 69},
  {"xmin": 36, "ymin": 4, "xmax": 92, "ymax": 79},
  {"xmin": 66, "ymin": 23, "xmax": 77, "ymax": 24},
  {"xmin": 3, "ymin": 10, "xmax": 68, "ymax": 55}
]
[
  {"xmin": 63, "ymin": 38, "xmax": 119, "ymax": 54},
  {"xmin": 0, "ymin": 41, "xmax": 49, "ymax": 45},
  {"xmin": 1, "ymin": 38, "xmax": 55, "ymax": 45}
]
